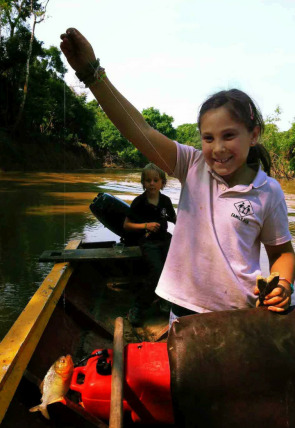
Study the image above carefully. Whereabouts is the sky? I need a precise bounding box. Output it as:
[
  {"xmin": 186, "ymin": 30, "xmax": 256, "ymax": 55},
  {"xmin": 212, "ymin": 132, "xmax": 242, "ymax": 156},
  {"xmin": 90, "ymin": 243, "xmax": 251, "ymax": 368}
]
[{"xmin": 35, "ymin": 0, "xmax": 295, "ymax": 131}]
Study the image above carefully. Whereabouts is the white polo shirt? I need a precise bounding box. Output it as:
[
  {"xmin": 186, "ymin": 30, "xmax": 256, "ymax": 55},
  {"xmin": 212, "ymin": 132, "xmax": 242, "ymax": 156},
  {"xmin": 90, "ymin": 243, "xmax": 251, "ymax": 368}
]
[{"xmin": 155, "ymin": 142, "xmax": 292, "ymax": 313}]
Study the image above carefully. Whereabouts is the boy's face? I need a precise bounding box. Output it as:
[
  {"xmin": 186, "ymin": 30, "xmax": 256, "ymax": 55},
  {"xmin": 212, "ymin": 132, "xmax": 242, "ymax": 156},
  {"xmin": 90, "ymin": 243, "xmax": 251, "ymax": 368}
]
[{"xmin": 143, "ymin": 170, "xmax": 163, "ymax": 196}]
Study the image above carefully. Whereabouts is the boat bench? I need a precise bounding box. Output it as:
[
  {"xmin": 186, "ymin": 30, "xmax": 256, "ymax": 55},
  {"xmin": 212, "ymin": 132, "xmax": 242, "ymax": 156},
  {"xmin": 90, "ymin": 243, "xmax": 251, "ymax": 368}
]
[
  {"xmin": 39, "ymin": 245, "xmax": 142, "ymax": 263},
  {"xmin": 39, "ymin": 242, "xmax": 145, "ymax": 291}
]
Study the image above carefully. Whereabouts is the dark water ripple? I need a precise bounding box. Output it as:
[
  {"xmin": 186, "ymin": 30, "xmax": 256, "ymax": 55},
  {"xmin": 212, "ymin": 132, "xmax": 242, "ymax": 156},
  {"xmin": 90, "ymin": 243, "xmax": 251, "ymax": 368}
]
[{"xmin": 0, "ymin": 172, "xmax": 294, "ymax": 339}]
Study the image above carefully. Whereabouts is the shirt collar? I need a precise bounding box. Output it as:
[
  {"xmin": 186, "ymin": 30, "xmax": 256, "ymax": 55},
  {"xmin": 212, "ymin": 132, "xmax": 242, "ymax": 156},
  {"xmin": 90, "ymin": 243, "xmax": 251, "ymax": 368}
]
[
  {"xmin": 143, "ymin": 191, "xmax": 162, "ymax": 204},
  {"xmin": 207, "ymin": 164, "xmax": 267, "ymax": 190},
  {"xmin": 251, "ymin": 167, "xmax": 267, "ymax": 188}
]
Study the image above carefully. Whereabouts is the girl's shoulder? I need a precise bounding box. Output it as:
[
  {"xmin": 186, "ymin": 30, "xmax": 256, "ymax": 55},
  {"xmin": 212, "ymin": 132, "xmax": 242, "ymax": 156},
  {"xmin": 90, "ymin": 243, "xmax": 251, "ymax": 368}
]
[
  {"xmin": 175, "ymin": 141, "xmax": 202, "ymax": 158},
  {"xmin": 253, "ymin": 169, "xmax": 283, "ymax": 193},
  {"xmin": 174, "ymin": 142, "xmax": 204, "ymax": 181},
  {"xmin": 254, "ymin": 172, "xmax": 286, "ymax": 211},
  {"xmin": 263, "ymin": 174, "xmax": 284, "ymax": 195}
]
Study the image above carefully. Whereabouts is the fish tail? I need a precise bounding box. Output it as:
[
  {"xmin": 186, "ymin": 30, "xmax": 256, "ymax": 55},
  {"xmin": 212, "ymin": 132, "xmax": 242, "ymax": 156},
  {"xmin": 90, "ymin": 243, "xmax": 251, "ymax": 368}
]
[{"xmin": 29, "ymin": 404, "xmax": 50, "ymax": 420}]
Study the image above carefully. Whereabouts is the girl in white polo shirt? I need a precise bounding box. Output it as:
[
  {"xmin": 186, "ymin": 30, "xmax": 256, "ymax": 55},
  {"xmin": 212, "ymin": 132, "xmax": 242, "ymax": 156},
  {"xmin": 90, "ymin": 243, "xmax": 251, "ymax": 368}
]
[{"xmin": 60, "ymin": 28, "xmax": 295, "ymax": 323}]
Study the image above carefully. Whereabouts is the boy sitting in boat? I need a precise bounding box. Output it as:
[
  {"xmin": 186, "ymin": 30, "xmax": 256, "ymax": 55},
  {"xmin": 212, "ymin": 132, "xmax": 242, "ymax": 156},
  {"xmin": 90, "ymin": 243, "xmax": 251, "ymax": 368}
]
[{"xmin": 123, "ymin": 163, "xmax": 176, "ymax": 325}]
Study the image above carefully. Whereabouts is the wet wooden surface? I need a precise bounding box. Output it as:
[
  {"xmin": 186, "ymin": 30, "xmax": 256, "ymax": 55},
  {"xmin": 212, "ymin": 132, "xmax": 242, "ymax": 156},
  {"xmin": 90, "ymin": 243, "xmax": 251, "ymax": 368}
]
[
  {"xmin": 2, "ymin": 241, "xmax": 170, "ymax": 427},
  {"xmin": 39, "ymin": 247, "xmax": 142, "ymax": 262}
]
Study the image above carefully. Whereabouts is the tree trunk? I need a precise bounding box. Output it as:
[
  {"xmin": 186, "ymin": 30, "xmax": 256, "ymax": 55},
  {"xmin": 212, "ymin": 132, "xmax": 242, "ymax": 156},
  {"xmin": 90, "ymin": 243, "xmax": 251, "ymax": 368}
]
[
  {"xmin": 8, "ymin": 0, "xmax": 27, "ymax": 39},
  {"xmin": 13, "ymin": 0, "xmax": 49, "ymax": 133},
  {"xmin": 13, "ymin": 12, "xmax": 35, "ymax": 132}
]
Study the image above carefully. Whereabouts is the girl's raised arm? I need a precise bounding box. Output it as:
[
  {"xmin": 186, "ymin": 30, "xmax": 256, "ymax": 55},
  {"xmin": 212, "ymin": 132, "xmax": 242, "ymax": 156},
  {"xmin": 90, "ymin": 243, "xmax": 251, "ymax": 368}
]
[{"xmin": 60, "ymin": 28, "xmax": 177, "ymax": 174}]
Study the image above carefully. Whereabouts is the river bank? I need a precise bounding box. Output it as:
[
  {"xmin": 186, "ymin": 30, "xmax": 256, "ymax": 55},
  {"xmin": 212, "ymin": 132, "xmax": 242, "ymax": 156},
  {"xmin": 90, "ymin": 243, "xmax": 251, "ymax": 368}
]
[
  {"xmin": 1, "ymin": 129, "xmax": 294, "ymax": 179},
  {"xmin": 0, "ymin": 130, "xmax": 135, "ymax": 171},
  {"xmin": 0, "ymin": 130, "xmax": 103, "ymax": 171}
]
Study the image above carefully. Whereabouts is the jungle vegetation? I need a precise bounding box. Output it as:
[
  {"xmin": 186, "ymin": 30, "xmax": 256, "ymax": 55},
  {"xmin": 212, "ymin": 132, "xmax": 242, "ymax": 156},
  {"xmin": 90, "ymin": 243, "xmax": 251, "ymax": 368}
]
[{"xmin": 0, "ymin": 1, "xmax": 294, "ymax": 176}]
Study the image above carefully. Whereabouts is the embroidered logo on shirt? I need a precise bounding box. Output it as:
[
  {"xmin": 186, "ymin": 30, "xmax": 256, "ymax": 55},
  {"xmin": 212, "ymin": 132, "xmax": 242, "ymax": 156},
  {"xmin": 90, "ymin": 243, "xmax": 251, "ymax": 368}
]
[
  {"xmin": 231, "ymin": 200, "xmax": 253, "ymax": 224},
  {"xmin": 234, "ymin": 200, "xmax": 253, "ymax": 217},
  {"xmin": 161, "ymin": 208, "xmax": 167, "ymax": 218}
]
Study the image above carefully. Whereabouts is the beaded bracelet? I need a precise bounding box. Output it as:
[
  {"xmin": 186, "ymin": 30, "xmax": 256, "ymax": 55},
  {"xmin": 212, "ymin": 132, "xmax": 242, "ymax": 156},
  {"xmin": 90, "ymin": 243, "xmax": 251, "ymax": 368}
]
[
  {"xmin": 279, "ymin": 277, "xmax": 294, "ymax": 294},
  {"xmin": 75, "ymin": 58, "xmax": 107, "ymax": 88}
]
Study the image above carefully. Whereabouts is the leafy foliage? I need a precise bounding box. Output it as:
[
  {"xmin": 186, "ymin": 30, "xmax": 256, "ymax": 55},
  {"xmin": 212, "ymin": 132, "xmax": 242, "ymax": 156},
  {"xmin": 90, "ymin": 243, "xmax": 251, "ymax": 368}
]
[
  {"xmin": 262, "ymin": 107, "xmax": 294, "ymax": 178},
  {"xmin": 142, "ymin": 107, "xmax": 176, "ymax": 140},
  {"xmin": 0, "ymin": 2, "xmax": 295, "ymax": 174},
  {"xmin": 176, "ymin": 123, "xmax": 201, "ymax": 149}
]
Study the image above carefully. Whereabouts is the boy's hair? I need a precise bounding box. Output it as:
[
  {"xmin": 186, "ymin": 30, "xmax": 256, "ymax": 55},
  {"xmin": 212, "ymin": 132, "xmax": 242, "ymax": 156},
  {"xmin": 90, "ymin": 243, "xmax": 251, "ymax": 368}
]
[
  {"xmin": 141, "ymin": 163, "xmax": 167, "ymax": 189},
  {"xmin": 197, "ymin": 89, "xmax": 271, "ymax": 176}
]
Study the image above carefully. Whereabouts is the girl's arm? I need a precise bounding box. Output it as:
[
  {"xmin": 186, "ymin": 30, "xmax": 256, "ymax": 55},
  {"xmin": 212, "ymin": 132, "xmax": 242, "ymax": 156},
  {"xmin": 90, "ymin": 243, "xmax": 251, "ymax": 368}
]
[
  {"xmin": 255, "ymin": 241, "xmax": 295, "ymax": 312},
  {"xmin": 60, "ymin": 28, "xmax": 177, "ymax": 174},
  {"xmin": 123, "ymin": 217, "xmax": 160, "ymax": 233},
  {"xmin": 168, "ymin": 200, "xmax": 177, "ymax": 224}
]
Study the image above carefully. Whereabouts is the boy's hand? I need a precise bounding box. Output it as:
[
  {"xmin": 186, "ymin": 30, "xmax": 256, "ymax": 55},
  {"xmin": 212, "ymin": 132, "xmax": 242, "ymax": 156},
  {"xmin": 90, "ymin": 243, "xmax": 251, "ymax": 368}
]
[
  {"xmin": 254, "ymin": 284, "xmax": 291, "ymax": 312},
  {"xmin": 146, "ymin": 222, "xmax": 160, "ymax": 233},
  {"xmin": 60, "ymin": 28, "xmax": 96, "ymax": 73}
]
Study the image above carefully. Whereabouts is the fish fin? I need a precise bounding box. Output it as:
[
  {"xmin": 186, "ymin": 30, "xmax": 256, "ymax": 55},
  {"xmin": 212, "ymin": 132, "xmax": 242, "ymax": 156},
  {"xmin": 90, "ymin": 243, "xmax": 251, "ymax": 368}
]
[
  {"xmin": 48, "ymin": 397, "xmax": 63, "ymax": 405},
  {"xmin": 29, "ymin": 405, "xmax": 40, "ymax": 413},
  {"xmin": 29, "ymin": 405, "xmax": 50, "ymax": 420},
  {"xmin": 40, "ymin": 406, "xmax": 50, "ymax": 420}
]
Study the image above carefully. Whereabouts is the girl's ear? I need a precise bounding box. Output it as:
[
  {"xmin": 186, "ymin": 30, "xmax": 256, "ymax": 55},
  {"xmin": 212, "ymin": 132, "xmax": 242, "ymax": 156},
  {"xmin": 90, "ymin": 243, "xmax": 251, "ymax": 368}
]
[{"xmin": 251, "ymin": 125, "xmax": 260, "ymax": 146}]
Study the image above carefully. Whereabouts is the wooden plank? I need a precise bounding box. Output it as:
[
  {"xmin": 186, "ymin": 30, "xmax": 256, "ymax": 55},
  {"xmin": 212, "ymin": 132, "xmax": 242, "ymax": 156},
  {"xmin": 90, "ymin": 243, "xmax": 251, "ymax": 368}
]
[
  {"xmin": 0, "ymin": 240, "xmax": 81, "ymax": 424},
  {"xmin": 81, "ymin": 240, "xmax": 116, "ymax": 249},
  {"xmin": 64, "ymin": 296, "xmax": 114, "ymax": 339},
  {"xmin": 151, "ymin": 325, "xmax": 169, "ymax": 342},
  {"xmin": 39, "ymin": 246, "xmax": 142, "ymax": 262},
  {"xmin": 109, "ymin": 317, "xmax": 124, "ymax": 428},
  {"xmin": 63, "ymin": 398, "xmax": 109, "ymax": 428}
]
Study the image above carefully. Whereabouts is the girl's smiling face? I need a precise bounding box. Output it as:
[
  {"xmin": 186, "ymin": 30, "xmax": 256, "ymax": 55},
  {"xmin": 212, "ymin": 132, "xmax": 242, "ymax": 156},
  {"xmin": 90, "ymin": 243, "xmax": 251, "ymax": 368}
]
[{"xmin": 200, "ymin": 106, "xmax": 260, "ymax": 184}]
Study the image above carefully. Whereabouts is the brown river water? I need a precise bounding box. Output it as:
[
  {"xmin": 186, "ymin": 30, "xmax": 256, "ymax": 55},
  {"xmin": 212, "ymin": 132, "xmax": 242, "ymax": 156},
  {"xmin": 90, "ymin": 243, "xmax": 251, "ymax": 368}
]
[{"xmin": 1, "ymin": 169, "xmax": 295, "ymax": 340}]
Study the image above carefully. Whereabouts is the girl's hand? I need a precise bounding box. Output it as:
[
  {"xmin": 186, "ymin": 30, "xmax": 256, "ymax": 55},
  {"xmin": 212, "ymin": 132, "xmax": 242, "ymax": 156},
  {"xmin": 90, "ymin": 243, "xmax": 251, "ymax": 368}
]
[
  {"xmin": 60, "ymin": 28, "xmax": 96, "ymax": 73},
  {"xmin": 146, "ymin": 222, "xmax": 160, "ymax": 233},
  {"xmin": 254, "ymin": 284, "xmax": 292, "ymax": 312}
]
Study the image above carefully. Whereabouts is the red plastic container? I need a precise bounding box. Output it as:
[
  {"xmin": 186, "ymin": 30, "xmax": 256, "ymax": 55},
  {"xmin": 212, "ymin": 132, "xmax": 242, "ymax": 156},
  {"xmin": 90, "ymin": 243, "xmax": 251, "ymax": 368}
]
[{"xmin": 70, "ymin": 342, "xmax": 174, "ymax": 424}]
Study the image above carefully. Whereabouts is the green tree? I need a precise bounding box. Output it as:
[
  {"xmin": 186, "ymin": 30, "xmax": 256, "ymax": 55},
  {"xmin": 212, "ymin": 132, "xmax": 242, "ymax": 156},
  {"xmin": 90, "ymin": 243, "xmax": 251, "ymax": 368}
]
[
  {"xmin": 0, "ymin": 23, "xmax": 96, "ymax": 145},
  {"xmin": 0, "ymin": 0, "xmax": 9, "ymax": 38},
  {"xmin": 1, "ymin": 0, "xmax": 41, "ymax": 38},
  {"xmin": 281, "ymin": 121, "xmax": 295, "ymax": 175},
  {"xmin": 0, "ymin": 25, "xmax": 44, "ymax": 128},
  {"xmin": 90, "ymin": 104, "xmax": 129, "ymax": 151},
  {"xmin": 86, "ymin": 101, "xmax": 147, "ymax": 166},
  {"xmin": 14, "ymin": 0, "xmax": 50, "ymax": 131},
  {"xmin": 262, "ymin": 107, "xmax": 293, "ymax": 178},
  {"xmin": 142, "ymin": 107, "xmax": 176, "ymax": 139},
  {"xmin": 42, "ymin": 45, "xmax": 66, "ymax": 77},
  {"xmin": 176, "ymin": 123, "xmax": 201, "ymax": 148}
]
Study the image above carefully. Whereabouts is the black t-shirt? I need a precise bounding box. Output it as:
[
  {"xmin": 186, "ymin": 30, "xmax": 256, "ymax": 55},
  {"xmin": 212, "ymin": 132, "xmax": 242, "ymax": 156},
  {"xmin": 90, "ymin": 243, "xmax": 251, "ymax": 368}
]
[{"xmin": 126, "ymin": 191, "xmax": 176, "ymax": 244}]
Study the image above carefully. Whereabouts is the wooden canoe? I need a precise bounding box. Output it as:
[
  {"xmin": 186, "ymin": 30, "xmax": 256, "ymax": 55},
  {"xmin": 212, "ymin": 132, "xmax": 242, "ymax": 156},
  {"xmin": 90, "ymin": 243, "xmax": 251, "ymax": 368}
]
[{"xmin": 0, "ymin": 239, "xmax": 173, "ymax": 428}]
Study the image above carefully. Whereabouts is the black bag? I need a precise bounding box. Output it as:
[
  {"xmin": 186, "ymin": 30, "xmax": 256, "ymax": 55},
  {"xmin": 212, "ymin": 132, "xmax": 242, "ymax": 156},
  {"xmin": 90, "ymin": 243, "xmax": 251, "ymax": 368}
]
[
  {"xmin": 90, "ymin": 192, "xmax": 130, "ymax": 239},
  {"xmin": 168, "ymin": 307, "xmax": 295, "ymax": 428}
]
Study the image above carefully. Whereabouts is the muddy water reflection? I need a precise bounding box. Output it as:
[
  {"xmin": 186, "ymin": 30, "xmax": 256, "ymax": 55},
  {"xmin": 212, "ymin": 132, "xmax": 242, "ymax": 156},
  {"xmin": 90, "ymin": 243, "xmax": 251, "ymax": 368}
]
[
  {"xmin": 0, "ymin": 169, "xmax": 179, "ymax": 339},
  {"xmin": 0, "ymin": 170, "xmax": 295, "ymax": 339}
]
